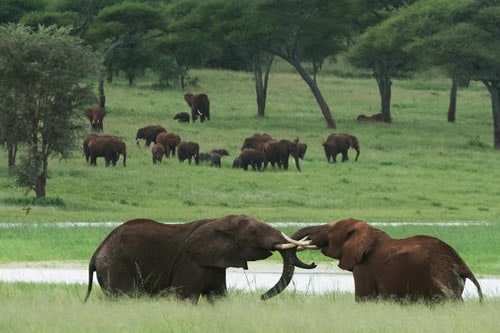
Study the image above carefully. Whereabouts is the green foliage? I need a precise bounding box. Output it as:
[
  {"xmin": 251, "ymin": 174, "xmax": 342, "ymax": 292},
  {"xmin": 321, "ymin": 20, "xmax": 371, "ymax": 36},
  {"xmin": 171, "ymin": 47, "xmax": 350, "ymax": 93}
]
[{"xmin": 0, "ymin": 0, "xmax": 45, "ymax": 24}]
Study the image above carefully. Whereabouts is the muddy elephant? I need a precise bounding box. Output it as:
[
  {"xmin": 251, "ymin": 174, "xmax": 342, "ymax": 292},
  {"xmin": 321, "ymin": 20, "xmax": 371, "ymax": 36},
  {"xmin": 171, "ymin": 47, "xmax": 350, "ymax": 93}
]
[
  {"xmin": 84, "ymin": 214, "xmax": 315, "ymax": 302},
  {"xmin": 262, "ymin": 138, "xmax": 303, "ymax": 171},
  {"xmin": 173, "ymin": 112, "xmax": 190, "ymax": 123},
  {"xmin": 184, "ymin": 93, "xmax": 210, "ymax": 123},
  {"xmin": 87, "ymin": 135, "xmax": 127, "ymax": 167},
  {"xmin": 136, "ymin": 125, "xmax": 167, "ymax": 147},
  {"xmin": 291, "ymin": 218, "xmax": 483, "ymax": 303},
  {"xmin": 156, "ymin": 132, "xmax": 182, "ymax": 157},
  {"xmin": 357, "ymin": 113, "xmax": 383, "ymax": 122},
  {"xmin": 177, "ymin": 141, "xmax": 200, "ymax": 165},
  {"xmin": 241, "ymin": 133, "xmax": 273, "ymax": 150},
  {"xmin": 238, "ymin": 148, "xmax": 266, "ymax": 171},
  {"xmin": 84, "ymin": 106, "xmax": 106, "ymax": 132},
  {"xmin": 152, "ymin": 143, "xmax": 165, "ymax": 164},
  {"xmin": 323, "ymin": 133, "xmax": 360, "ymax": 163}
]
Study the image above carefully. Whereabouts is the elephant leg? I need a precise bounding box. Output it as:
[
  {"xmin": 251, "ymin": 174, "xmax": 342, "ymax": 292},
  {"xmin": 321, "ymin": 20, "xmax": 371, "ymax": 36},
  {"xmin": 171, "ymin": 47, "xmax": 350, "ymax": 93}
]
[
  {"xmin": 352, "ymin": 266, "xmax": 378, "ymax": 301},
  {"xmin": 90, "ymin": 156, "xmax": 97, "ymax": 166},
  {"xmin": 341, "ymin": 151, "xmax": 349, "ymax": 162},
  {"xmin": 332, "ymin": 152, "xmax": 338, "ymax": 163}
]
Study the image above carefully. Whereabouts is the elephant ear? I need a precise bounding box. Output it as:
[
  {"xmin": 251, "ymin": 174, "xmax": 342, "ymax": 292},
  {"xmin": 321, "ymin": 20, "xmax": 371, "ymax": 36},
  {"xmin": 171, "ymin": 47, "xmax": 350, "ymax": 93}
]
[
  {"xmin": 184, "ymin": 217, "xmax": 247, "ymax": 269},
  {"xmin": 337, "ymin": 221, "xmax": 376, "ymax": 271}
]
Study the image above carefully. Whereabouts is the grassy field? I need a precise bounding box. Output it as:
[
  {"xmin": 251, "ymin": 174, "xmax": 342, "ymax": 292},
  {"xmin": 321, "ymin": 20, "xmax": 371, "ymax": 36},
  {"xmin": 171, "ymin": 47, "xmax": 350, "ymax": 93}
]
[{"xmin": 0, "ymin": 66, "xmax": 499, "ymax": 331}]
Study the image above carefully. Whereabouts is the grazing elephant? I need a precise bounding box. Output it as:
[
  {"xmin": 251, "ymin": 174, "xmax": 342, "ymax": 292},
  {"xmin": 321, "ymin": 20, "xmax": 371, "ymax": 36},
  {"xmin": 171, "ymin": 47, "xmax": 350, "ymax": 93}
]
[
  {"xmin": 84, "ymin": 215, "xmax": 315, "ymax": 302},
  {"xmin": 323, "ymin": 133, "xmax": 360, "ymax": 163},
  {"xmin": 87, "ymin": 135, "xmax": 127, "ymax": 167},
  {"xmin": 241, "ymin": 133, "xmax": 273, "ymax": 150},
  {"xmin": 232, "ymin": 156, "xmax": 242, "ymax": 169},
  {"xmin": 177, "ymin": 141, "xmax": 200, "ymax": 165},
  {"xmin": 262, "ymin": 138, "xmax": 303, "ymax": 172},
  {"xmin": 152, "ymin": 143, "xmax": 165, "ymax": 164},
  {"xmin": 156, "ymin": 132, "xmax": 182, "ymax": 157},
  {"xmin": 184, "ymin": 93, "xmax": 210, "ymax": 123},
  {"xmin": 136, "ymin": 125, "xmax": 167, "ymax": 147},
  {"xmin": 84, "ymin": 106, "xmax": 106, "ymax": 132},
  {"xmin": 238, "ymin": 148, "xmax": 266, "ymax": 171},
  {"xmin": 290, "ymin": 218, "xmax": 483, "ymax": 303},
  {"xmin": 357, "ymin": 113, "xmax": 383, "ymax": 122}
]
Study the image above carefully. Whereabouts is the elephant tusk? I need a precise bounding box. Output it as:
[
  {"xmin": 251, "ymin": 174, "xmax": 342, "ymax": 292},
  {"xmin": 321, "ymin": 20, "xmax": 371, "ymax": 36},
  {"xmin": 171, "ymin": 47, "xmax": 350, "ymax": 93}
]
[
  {"xmin": 281, "ymin": 232, "xmax": 313, "ymax": 247},
  {"xmin": 274, "ymin": 243, "xmax": 298, "ymax": 250}
]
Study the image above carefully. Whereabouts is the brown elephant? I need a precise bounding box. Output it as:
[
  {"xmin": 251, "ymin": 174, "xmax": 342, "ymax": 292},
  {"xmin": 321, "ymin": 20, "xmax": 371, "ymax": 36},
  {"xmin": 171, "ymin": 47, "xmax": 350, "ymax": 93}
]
[
  {"xmin": 83, "ymin": 214, "xmax": 315, "ymax": 302},
  {"xmin": 156, "ymin": 132, "xmax": 182, "ymax": 157},
  {"xmin": 262, "ymin": 138, "xmax": 303, "ymax": 171},
  {"xmin": 357, "ymin": 113, "xmax": 383, "ymax": 122},
  {"xmin": 323, "ymin": 133, "xmax": 360, "ymax": 163},
  {"xmin": 152, "ymin": 143, "xmax": 165, "ymax": 164},
  {"xmin": 241, "ymin": 133, "xmax": 273, "ymax": 150},
  {"xmin": 84, "ymin": 106, "xmax": 106, "ymax": 132},
  {"xmin": 87, "ymin": 135, "xmax": 127, "ymax": 167},
  {"xmin": 210, "ymin": 148, "xmax": 230, "ymax": 157},
  {"xmin": 173, "ymin": 111, "xmax": 190, "ymax": 123},
  {"xmin": 136, "ymin": 125, "xmax": 167, "ymax": 147},
  {"xmin": 177, "ymin": 141, "xmax": 200, "ymax": 165},
  {"xmin": 200, "ymin": 152, "xmax": 223, "ymax": 168},
  {"xmin": 184, "ymin": 93, "xmax": 210, "ymax": 123},
  {"xmin": 289, "ymin": 218, "xmax": 483, "ymax": 303},
  {"xmin": 238, "ymin": 148, "xmax": 266, "ymax": 171}
]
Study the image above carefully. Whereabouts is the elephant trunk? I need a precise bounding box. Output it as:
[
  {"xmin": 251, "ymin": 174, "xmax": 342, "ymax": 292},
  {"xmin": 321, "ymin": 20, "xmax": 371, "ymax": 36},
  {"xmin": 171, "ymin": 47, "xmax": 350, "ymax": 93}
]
[
  {"xmin": 260, "ymin": 247, "xmax": 316, "ymax": 300},
  {"xmin": 354, "ymin": 147, "xmax": 360, "ymax": 161}
]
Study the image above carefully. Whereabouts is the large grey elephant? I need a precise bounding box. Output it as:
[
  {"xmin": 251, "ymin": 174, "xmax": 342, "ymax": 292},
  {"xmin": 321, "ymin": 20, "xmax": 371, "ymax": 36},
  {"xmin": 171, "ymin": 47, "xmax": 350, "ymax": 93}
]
[
  {"xmin": 289, "ymin": 218, "xmax": 483, "ymax": 303},
  {"xmin": 84, "ymin": 214, "xmax": 315, "ymax": 302}
]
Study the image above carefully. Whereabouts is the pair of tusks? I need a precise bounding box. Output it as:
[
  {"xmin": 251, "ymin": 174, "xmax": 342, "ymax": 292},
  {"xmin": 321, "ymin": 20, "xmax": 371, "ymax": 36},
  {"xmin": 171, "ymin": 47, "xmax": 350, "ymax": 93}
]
[{"xmin": 274, "ymin": 233, "xmax": 319, "ymax": 250}]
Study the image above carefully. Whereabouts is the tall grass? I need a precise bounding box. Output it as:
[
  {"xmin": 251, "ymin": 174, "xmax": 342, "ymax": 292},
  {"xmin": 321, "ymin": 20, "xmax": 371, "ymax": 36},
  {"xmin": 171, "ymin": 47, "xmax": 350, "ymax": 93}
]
[{"xmin": 0, "ymin": 283, "xmax": 497, "ymax": 333}]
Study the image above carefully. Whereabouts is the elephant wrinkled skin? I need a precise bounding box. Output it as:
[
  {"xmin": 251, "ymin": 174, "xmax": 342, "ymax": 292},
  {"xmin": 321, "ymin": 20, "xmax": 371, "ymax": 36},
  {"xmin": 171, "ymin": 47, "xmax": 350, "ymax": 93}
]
[
  {"xmin": 84, "ymin": 215, "xmax": 315, "ymax": 302},
  {"xmin": 292, "ymin": 218, "xmax": 483, "ymax": 303}
]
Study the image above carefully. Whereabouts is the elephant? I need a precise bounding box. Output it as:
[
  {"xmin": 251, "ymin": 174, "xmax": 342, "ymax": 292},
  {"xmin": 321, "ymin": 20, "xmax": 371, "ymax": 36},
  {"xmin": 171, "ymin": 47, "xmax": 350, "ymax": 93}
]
[
  {"xmin": 238, "ymin": 148, "xmax": 266, "ymax": 171},
  {"xmin": 241, "ymin": 133, "xmax": 273, "ymax": 150},
  {"xmin": 184, "ymin": 93, "xmax": 210, "ymax": 123},
  {"xmin": 136, "ymin": 125, "xmax": 167, "ymax": 147},
  {"xmin": 83, "ymin": 214, "xmax": 315, "ymax": 302},
  {"xmin": 84, "ymin": 106, "xmax": 106, "ymax": 132},
  {"xmin": 83, "ymin": 134, "xmax": 100, "ymax": 163},
  {"xmin": 177, "ymin": 141, "xmax": 200, "ymax": 165},
  {"xmin": 290, "ymin": 218, "xmax": 483, "ymax": 303},
  {"xmin": 173, "ymin": 111, "xmax": 190, "ymax": 123},
  {"xmin": 199, "ymin": 152, "xmax": 223, "ymax": 167},
  {"xmin": 357, "ymin": 113, "xmax": 383, "ymax": 122},
  {"xmin": 210, "ymin": 148, "xmax": 230, "ymax": 157},
  {"xmin": 322, "ymin": 133, "xmax": 360, "ymax": 163},
  {"xmin": 87, "ymin": 135, "xmax": 127, "ymax": 167},
  {"xmin": 232, "ymin": 156, "xmax": 242, "ymax": 168},
  {"xmin": 152, "ymin": 143, "xmax": 165, "ymax": 164},
  {"xmin": 262, "ymin": 138, "xmax": 303, "ymax": 171},
  {"xmin": 156, "ymin": 132, "xmax": 182, "ymax": 157}
]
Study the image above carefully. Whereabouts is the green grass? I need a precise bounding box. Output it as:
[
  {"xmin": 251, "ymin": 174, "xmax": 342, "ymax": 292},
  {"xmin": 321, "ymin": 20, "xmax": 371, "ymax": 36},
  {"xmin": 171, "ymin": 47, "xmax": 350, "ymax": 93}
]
[
  {"xmin": 0, "ymin": 283, "xmax": 497, "ymax": 333},
  {"xmin": 1, "ymin": 67, "xmax": 499, "ymax": 331}
]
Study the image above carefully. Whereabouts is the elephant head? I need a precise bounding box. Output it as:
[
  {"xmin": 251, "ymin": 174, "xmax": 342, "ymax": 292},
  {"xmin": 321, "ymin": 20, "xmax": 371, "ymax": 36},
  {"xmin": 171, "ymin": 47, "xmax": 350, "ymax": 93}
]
[{"xmin": 84, "ymin": 107, "xmax": 106, "ymax": 132}]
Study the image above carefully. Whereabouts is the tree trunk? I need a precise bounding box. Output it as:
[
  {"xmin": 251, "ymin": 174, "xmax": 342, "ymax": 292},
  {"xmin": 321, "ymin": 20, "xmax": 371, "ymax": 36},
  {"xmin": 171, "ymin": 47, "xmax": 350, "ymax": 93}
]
[
  {"xmin": 253, "ymin": 54, "xmax": 274, "ymax": 117},
  {"xmin": 287, "ymin": 58, "xmax": 336, "ymax": 128},
  {"xmin": 448, "ymin": 77, "xmax": 457, "ymax": 122},
  {"xmin": 376, "ymin": 73, "xmax": 392, "ymax": 123},
  {"xmin": 7, "ymin": 141, "xmax": 17, "ymax": 167},
  {"xmin": 98, "ymin": 78, "xmax": 106, "ymax": 108},
  {"xmin": 483, "ymin": 80, "xmax": 500, "ymax": 149}
]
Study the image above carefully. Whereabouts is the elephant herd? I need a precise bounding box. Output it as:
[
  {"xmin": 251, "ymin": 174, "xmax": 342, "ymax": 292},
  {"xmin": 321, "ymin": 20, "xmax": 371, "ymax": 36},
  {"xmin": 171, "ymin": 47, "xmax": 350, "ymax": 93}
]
[{"xmin": 84, "ymin": 214, "xmax": 483, "ymax": 304}]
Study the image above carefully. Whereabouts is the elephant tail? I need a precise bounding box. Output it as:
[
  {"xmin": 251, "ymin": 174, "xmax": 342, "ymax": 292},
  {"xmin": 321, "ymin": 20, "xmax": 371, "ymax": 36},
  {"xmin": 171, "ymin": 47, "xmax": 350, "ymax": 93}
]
[
  {"xmin": 466, "ymin": 272, "xmax": 484, "ymax": 303},
  {"xmin": 83, "ymin": 256, "xmax": 96, "ymax": 303}
]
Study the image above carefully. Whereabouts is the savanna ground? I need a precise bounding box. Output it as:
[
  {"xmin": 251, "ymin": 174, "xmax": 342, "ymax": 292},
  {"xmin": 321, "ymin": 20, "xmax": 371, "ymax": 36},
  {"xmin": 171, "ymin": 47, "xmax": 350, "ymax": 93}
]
[{"xmin": 0, "ymin": 62, "xmax": 499, "ymax": 332}]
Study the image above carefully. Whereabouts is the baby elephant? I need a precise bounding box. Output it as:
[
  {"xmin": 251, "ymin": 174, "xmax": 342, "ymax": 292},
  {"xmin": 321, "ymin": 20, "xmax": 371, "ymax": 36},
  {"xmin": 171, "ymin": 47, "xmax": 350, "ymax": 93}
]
[
  {"xmin": 173, "ymin": 112, "xmax": 190, "ymax": 123},
  {"xmin": 152, "ymin": 143, "xmax": 165, "ymax": 164}
]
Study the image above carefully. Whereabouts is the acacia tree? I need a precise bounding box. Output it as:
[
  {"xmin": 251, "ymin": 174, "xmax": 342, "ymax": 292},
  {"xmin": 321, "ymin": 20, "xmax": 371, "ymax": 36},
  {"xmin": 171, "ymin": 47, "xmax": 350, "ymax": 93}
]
[
  {"xmin": 251, "ymin": 0, "xmax": 356, "ymax": 128},
  {"xmin": 0, "ymin": 24, "xmax": 99, "ymax": 198},
  {"xmin": 402, "ymin": 0, "xmax": 500, "ymax": 149}
]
